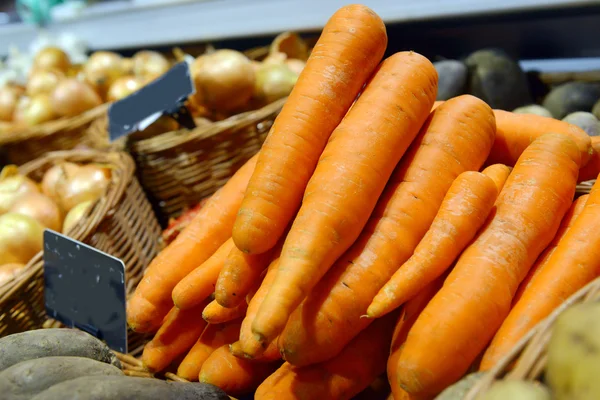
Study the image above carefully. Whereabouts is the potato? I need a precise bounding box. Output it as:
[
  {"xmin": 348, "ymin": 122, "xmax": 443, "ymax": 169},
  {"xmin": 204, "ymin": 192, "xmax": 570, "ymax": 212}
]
[
  {"xmin": 562, "ymin": 112, "xmax": 600, "ymax": 136},
  {"xmin": 435, "ymin": 372, "xmax": 486, "ymax": 399},
  {"xmin": 0, "ymin": 356, "xmax": 123, "ymax": 400},
  {"xmin": 0, "ymin": 329, "xmax": 121, "ymax": 372},
  {"xmin": 433, "ymin": 60, "xmax": 468, "ymax": 101},
  {"xmin": 542, "ymin": 82, "xmax": 600, "ymax": 119},
  {"xmin": 546, "ymin": 301, "xmax": 600, "ymax": 400},
  {"xmin": 592, "ymin": 99, "xmax": 600, "ymax": 120},
  {"xmin": 512, "ymin": 105, "xmax": 553, "ymax": 118},
  {"xmin": 465, "ymin": 49, "xmax": 532, "ymax": 111},
  {"xmin": 477, "ymin": 380, "xmax": 551, "ymax": 400},
  {"xmin": 31, "ymin": 375, "xmax": 229, "ymax": 400}
]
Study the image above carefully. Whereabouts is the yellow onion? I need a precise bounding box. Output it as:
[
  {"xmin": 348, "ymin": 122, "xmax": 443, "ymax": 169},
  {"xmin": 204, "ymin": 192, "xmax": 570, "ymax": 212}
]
[
  {"xmin": 62, "ymin": 200, "xmax": 93, "ymax": 234},
  {"xmin": 0, "ymin": 213, "xmax": 44, "ymax": 265},
  {"xmin": 26, "ymin": 69, "xmax": 64, "ymax": 97},
  {"xmin": 132, "ymin": 50, "xmax": 170, "ymax": 79},
  {"xmin": 107, "ymin": 75, "xmax": 144, "ymax": 102},
  {"xmin": 33, "ymin": 47, "xmax": 71, "ymax": 74},
  {"xmin": 270, "ymin": 32, "xmax": 309, "ymax": 61},
  {"xmin": 10, "ymin": 192, "xmax": 63, "ymax": 232},
  {"xmin": 0, "ymin": 166, "xmax": 40, "ymax": 214},
  {"xmin": 60, "ymin": 164, "xmax": 111, "ymax": 211},
  {"xmin": 0, "ymin": 86, "xmax": 21, "ymax": 122},
  {"xmin": 16, "ymin": 94, "xmax": 56, "ymax": 126},
  {"xmin": 83, "ymin": 51, "xmax": 125, "ymax": 99},
  {"xmin": 121, "ymin": 58, "xmax": 134, "ymax": 75},
  {"xmin": 191, "ymin": 49, "xmax": 255, "ymax": 112},
  {"xmin": 41, "ymin": 162, "xmax": 80, "ymax": 205},
  {"xmin": 0, "ymin": 262, "xmax": 26, "ymax": 287},
  {"xmin": 285, "ymin": 59, "xmax": 306, "ymax": 75},
  {"xmin": 254, "ymin": 62, "xmax": 298, "ymax": 103},
  {"xmin": 51, "ymin": 79, "xmax": 102, "ymax": 117}
]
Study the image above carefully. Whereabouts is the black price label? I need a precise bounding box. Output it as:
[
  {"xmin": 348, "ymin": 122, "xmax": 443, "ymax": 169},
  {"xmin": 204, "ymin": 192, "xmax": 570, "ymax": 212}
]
[
  {"xmin": 108, "ymin": 61, "xmax": 196, "ymax": 142},
  {"xmin": 43, "ymin": 230, "xmax": 128, "ymax": 353}
]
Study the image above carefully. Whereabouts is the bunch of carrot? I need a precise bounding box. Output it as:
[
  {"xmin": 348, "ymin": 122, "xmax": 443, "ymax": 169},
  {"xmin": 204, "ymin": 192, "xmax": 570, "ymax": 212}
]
[{"xmin": 126, "ymin": 4, "xmax": 600, "ymax": 399}]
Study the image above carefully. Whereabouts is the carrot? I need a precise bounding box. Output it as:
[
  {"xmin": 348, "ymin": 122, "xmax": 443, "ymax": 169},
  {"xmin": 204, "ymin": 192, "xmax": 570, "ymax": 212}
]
[
  {"xmin": 233, "ymin": 4, "xmax": 387, "ymax": 255},
  {"xmin": 200, "ymin": 345, "xmax": 280, "ymax": 396},
  {"xmin": 202, "ymin": 300, "xmax": 248, "ymax": 324},
  {"xmin": 127, "ymin": 155, "xmax": 257, "ymax": 333},
  {"xmin": 511, "ymin": 194, "xmax": 589, "ymax": 305},
  {"xmin": 278, "ymin": 94, "xmax": 496, "ymax": 367},
  {"xmin": 578, "ymin": 136, "xmax": 600, "ymax": 181},
  {"xmin": 481, "ymin": 164, "xmax": 512, "ymax": 192},
  {"xmin": 480, "ymin": 181, "xmax": 600, "ymax": 369},
  {"xmin": 251, "ymin": 51, "xmax": 438, "ymax": 346},
  {"xmin": 142, "ymin": 300, "xmax": 210, "ymax": 372},
  {"xmin": 431, "ymin": 100, "xmax": 444, "ymax": 110},
  {"xmin": 255, "ymin": 311, "xmax": 399, "ymax": 400},
  {"xmin": 172, "ymin": 238, "xmax": 235, "ymax": 310},
  {"xmin": 394, "ymin": 133, "xmax": 582, "ymax": 396},
  {"xmin": 367, "ymin": 170, "xmax": 498, "ymax": 318},
  {"xmin": 177, "ymin": 318, "xmax": 242, "ymax": 381},
  {"xmin": 486, "ymin": 109, "xmax": 592, "ymax": 168}
]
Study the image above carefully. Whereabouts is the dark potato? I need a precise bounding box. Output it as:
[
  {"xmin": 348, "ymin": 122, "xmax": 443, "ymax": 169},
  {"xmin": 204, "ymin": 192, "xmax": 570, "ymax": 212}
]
[
  {"xmin": 0, "ymin": 329, "xmax": 121, "ymax": 371},
  {"xmin": 465, "ymin": 49, "xmax": 533, "ymax": 111},
  {"xmin": 542, "ymin": 81, "xmax": 600, "ymax": 119},
  {"xmin": 31, "ymin": 375, "xmax": 230, "ymax": 400},
  {"xmin": 0, "ymin": 356, "xmax": 123, "ymax": 400},
  {"xmin": 562, "ymin": 112, "xmax": 600, "ymax": 136},
  {"xmin": 433, "ymin": 60, "xmax": 468, "ymax": 101}
]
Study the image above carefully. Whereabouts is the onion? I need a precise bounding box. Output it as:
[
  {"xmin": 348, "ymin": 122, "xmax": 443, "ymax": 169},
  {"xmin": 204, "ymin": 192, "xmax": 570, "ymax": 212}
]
[
  {"xmin": 191, "ymin": 49, "xmax": 255, "ymax": 112},
  {"xmin": 270, "ymin": 32, "xmax": 309, "ymax": 61},
  {"xmin": 107, "ymin": 76, "xmax": 144, "ymax": 102},
  {"xmin": 10, "ymin": 192, "xmax": 63, "ymax": 232},
  {"xmin": 285, "ymin": 59, "xmax": 306, "ymax": 75},
  {"xmin": 16, "ymin": 94, "xmax": 56, "ymax": 126},
  {"xmin": 26, "ymin": 69, "xmax": 64, "ymax": 97},
  {"xmin": 0, "ymin": 263, "xmax": 26, "ymax": 287},
  {"xmin": 0, "ymin": 86, "xmax": 21, "ymax": 122},
  {"xmin": 51, "ymin": 79, "xmax": 102, "ymax": 117},
  {"xmin": 41, "ymin": 162, "xmax": 80, "ymax": 205},
  {"xmin": 33, "ymin": 47, "xmax": 71, "ymax": 74},
  {"xmin": 254, "ymin": 62, "xmax": 298, "ymax": 103},
  {"xmin": 62, "ymin": 200, "xmax": 93, "ymax": 234},
  {"xmin": 122, "ymin": 58, "xmax": 134, "ymax": 75},
  {"xmin": 84, "ymin": 51, "xmax": 125, "ymax": 99},
  {"xmin": 60, "ymin": 164, "xmax": 111, "ymax": 211},
  {"xmin": 132, "ymin": 51, "xmax": 170, "ymax": 79},
  {"xmin": 0, "ymin": 166, "xmax": 40, "ymax": 214},
  {"xmin": 0, "ymin": 213, "xmax": 44, "ymax": 265}
]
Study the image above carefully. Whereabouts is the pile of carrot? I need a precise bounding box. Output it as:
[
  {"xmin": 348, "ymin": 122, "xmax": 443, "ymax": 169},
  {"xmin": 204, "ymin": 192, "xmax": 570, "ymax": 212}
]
[{"xmin": 126, "ymin": 4, "xmax": 600, "ymax": 399}]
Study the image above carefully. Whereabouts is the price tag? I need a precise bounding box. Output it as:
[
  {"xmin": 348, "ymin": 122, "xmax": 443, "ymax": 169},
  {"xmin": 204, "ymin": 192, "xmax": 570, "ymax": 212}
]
[
  {"xmin": 43, "ymin": 230, "xmax": 128, "ymax": 353},
  {"xmin": 107, "ymin": 61, "xmax": 196, "ymax": 142}
]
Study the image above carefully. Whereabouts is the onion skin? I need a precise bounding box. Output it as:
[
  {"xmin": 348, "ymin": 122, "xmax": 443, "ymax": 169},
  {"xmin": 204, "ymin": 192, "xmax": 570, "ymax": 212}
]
[
  {"xmin": 60, "ymin": 165, "xmax": 111, "ymax": 212},
  {"xmin": 62, "ymin": 200, "xmax": 93, "ymax": 234},
  {"xmin": 285, "ymin": 59, "xmax": 306, "ymax": 75},
  {"xmin": 17, "ymin": 94, "xmax": 57, "ymax": 126},
  {"xmin": 33, "ymin": 47, "xmax": 71, "ymax": 74},
  {"xmin": 0, "ymin": 213, "xmax": 44, "ymax": 265},
  {"xmin": 26, "ymin": 69, "xmax": 64, "ymax": 97},
  {"xmin": 0, "ymin": 263, "xmax": 26, "ymax": 287},
  {"xmin": 0, "ymin": 168, "xmax": 40, "ymax": 214},
  {"xmin": 10, "ymin": 192, "xmax": 63, "ymax": 232},
  {"xmin": 42, "ymin": 162, "xmax": 80, "ymax": 205},
  {"xmin": 107, "ymin": 76, "xmax": 144, "ymax": 102},
  {"xmin": 51, "ymin": 79, "xmax": 102, "ymax": 117},
  {"xmin": 132, "ymin": 51, "xmax": 170, "ymax": 80}
]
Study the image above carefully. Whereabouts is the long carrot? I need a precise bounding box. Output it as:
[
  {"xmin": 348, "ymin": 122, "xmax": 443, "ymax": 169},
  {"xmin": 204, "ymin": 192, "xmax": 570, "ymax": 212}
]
[
  {"xmin": 200, "ymin": 345, "xmax": 280, "ymax": 396},
  {"xmin": 251, "ymin": 51, "xmax": 438, "ymax": 346},
  {"xmin": 233, "ymin": 4, "xmax": 387, "ymax": 255},
  {"xmin": 277, "ymin": 94, "xmax": 496, "ymax": 367},
  {"xmin": 202, "ymin": 300, "xmax": 248, "ymax": 324},
  {"xmin": 578, "ymin": 136, "xmax": 600, "ymax": 181},
  {"xmin": 255, "ymin": 311, "xmax": 399, "ymax": 400},
  {"xmin": 127, "ymin": 155, "xmax": 257, "ymax": 333},
  {"xmin": 142, "ymin": 301, "xmax": 210, "ymax": 372},
  {"xmin": 177, "ymin": 318, "xmax": 242, "ymax": 381},
  {"xmin": 480, "ymin": 181, "xmax": 600, "ymax": 370},
  {"xmin": 511, "ymin": 194, "xmax": 589, "ymax": 305},
  {"xmin": 394, "ymin": 133, "xmax": 581, "ymax": 396},
  {"xmin": 368, "ymin": 171, "xmax": 498, "ymax": 318},
  {"xmin": 172, "ymin": 238, "xmax": 235, "ymax": 310},
  {"xmin": 486, "ymin": 109, "xmax": 592, "ymax": 168},
  {"xmin": 481, "ymin": 164, "xmax": 512, "ymax": 192}
]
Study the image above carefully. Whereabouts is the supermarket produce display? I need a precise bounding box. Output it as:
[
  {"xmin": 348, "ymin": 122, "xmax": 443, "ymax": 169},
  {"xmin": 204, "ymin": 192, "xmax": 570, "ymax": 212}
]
[{"xmin": 2, "ymin": 2, "xmax": 600, "ymax": 400}]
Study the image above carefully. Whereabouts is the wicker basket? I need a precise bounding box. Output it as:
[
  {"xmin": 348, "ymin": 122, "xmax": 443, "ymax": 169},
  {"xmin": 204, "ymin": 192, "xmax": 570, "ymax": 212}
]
[
  {"xmin": 0, "ymin": 104, "xmax": 110, "ymax": 165},
  {"xmin": 0, "ymin": 150, "xmax": 161, "ymax": 349}
]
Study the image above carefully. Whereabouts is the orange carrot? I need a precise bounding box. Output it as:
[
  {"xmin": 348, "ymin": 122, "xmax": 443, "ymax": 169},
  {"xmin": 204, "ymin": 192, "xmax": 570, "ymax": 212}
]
[
  {"xmin": 255, "ymin": 311, "xmax": 399, "ymax": 400},
  {"xmin": 177, "ymin": 318, "xmax": 242, "ymax": 381},
  {"xmin": 394, "ymin": 133, "xmax": 581, "ymax": 396},
  {"xmin": 251, "ymin": 51, "xmax": 438, "ymax": 346},
  {"xmin": 511, "ymin": 194, "xmax": 589, "ymax": 305},
  {"xmin": 431, "ymin": 100, "xmax": 444, "ymax": 110},
  {"xmin": 278, "ymin": 95, "xmax": 496, "ymax": 367},
  {"xmin": 200, "ymin": 345, "xmax": 280, "ymax": 396},
  {"xmin": 487, "ymin": 109, "xmax": 592, "ymax": 168},
  {"xmin": 578, "ymin": 136, "xmax": 600, "ymax": 181},
  {"xmin": 368, "ymin": 170, "xmax": 498, "ymax": 318},
  {"xmin": 480, "ymin": 181, "xmax": 600, "ymax": 369},
  {"xmin": 233, "ymin": 5, "xmax": 387, "ymax": 255},
  {"xmin": 142, "ymin": 301, "xmax": 210, "ymax": 372},
  {"xmin": 481, "ymin": 164, "xmax": 512, "ymax": 192},
  {"xmin": 172, "ymin": 238, "xmax": 235, "ymax": 310},
  {"xmin": 202, "ymin": 300, "xmax": 248, "ymax": 324},
  {"xmin": 127, "ymin": 155, "xmax": 257, "ymax": 333}
]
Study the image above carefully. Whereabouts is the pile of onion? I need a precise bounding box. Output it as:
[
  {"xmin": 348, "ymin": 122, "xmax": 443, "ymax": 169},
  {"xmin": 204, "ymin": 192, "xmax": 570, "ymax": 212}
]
[
  {"xmin": 26, "ymin": 69, "xmax": 64, "ymax": 97},
  {"xmin": 62, "ymin": 200, "xmax": 93, "ymax": 234},
  {"xmin": 83, "ymin": 51, "xmax": 126, "ymax": 99},
  {"xmin": 0, "ymin": 166, "xmax": 40, "ymax": 214},
  {"xmin": 133, "ymin": 51, "xmax": 170, "ymax": 80},
  {"xmin": 33, "ymin": 47, "xmax": 71, "ymax": 74},
  {"xmin": 254, "ymin": 62, "xmax": 299, "ymax": 104},
  {"xmin": 0, "ymin": 86, "xmax": 21, "ymax": 122},
  {"xmin": 41, "ymin": 162, "xmax": 79, "ymax": 205},
  {"xmin": 107, "ymin": 76, "xmax": 144, "ymax": 102},
  {"xmin": 15, "ymin": 94, "xmax": 56, "ymax": 126},
  {"xmin": 10, "ymin": 192, "xmax": 63, "ymax": 232},
  {"xmin": 51, "ymin": 79, "xmax": 102, "ymax": 117},
  {"xmin": 0, "ymin": 212, "xmax": 44, "ymax": 265}
]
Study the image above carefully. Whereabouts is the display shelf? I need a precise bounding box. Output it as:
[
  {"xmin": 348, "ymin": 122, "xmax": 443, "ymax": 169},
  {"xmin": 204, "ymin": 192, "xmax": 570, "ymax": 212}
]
[{"xmin": 0, "ymin": 0, "xmax": 598, "ymax": 57}]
